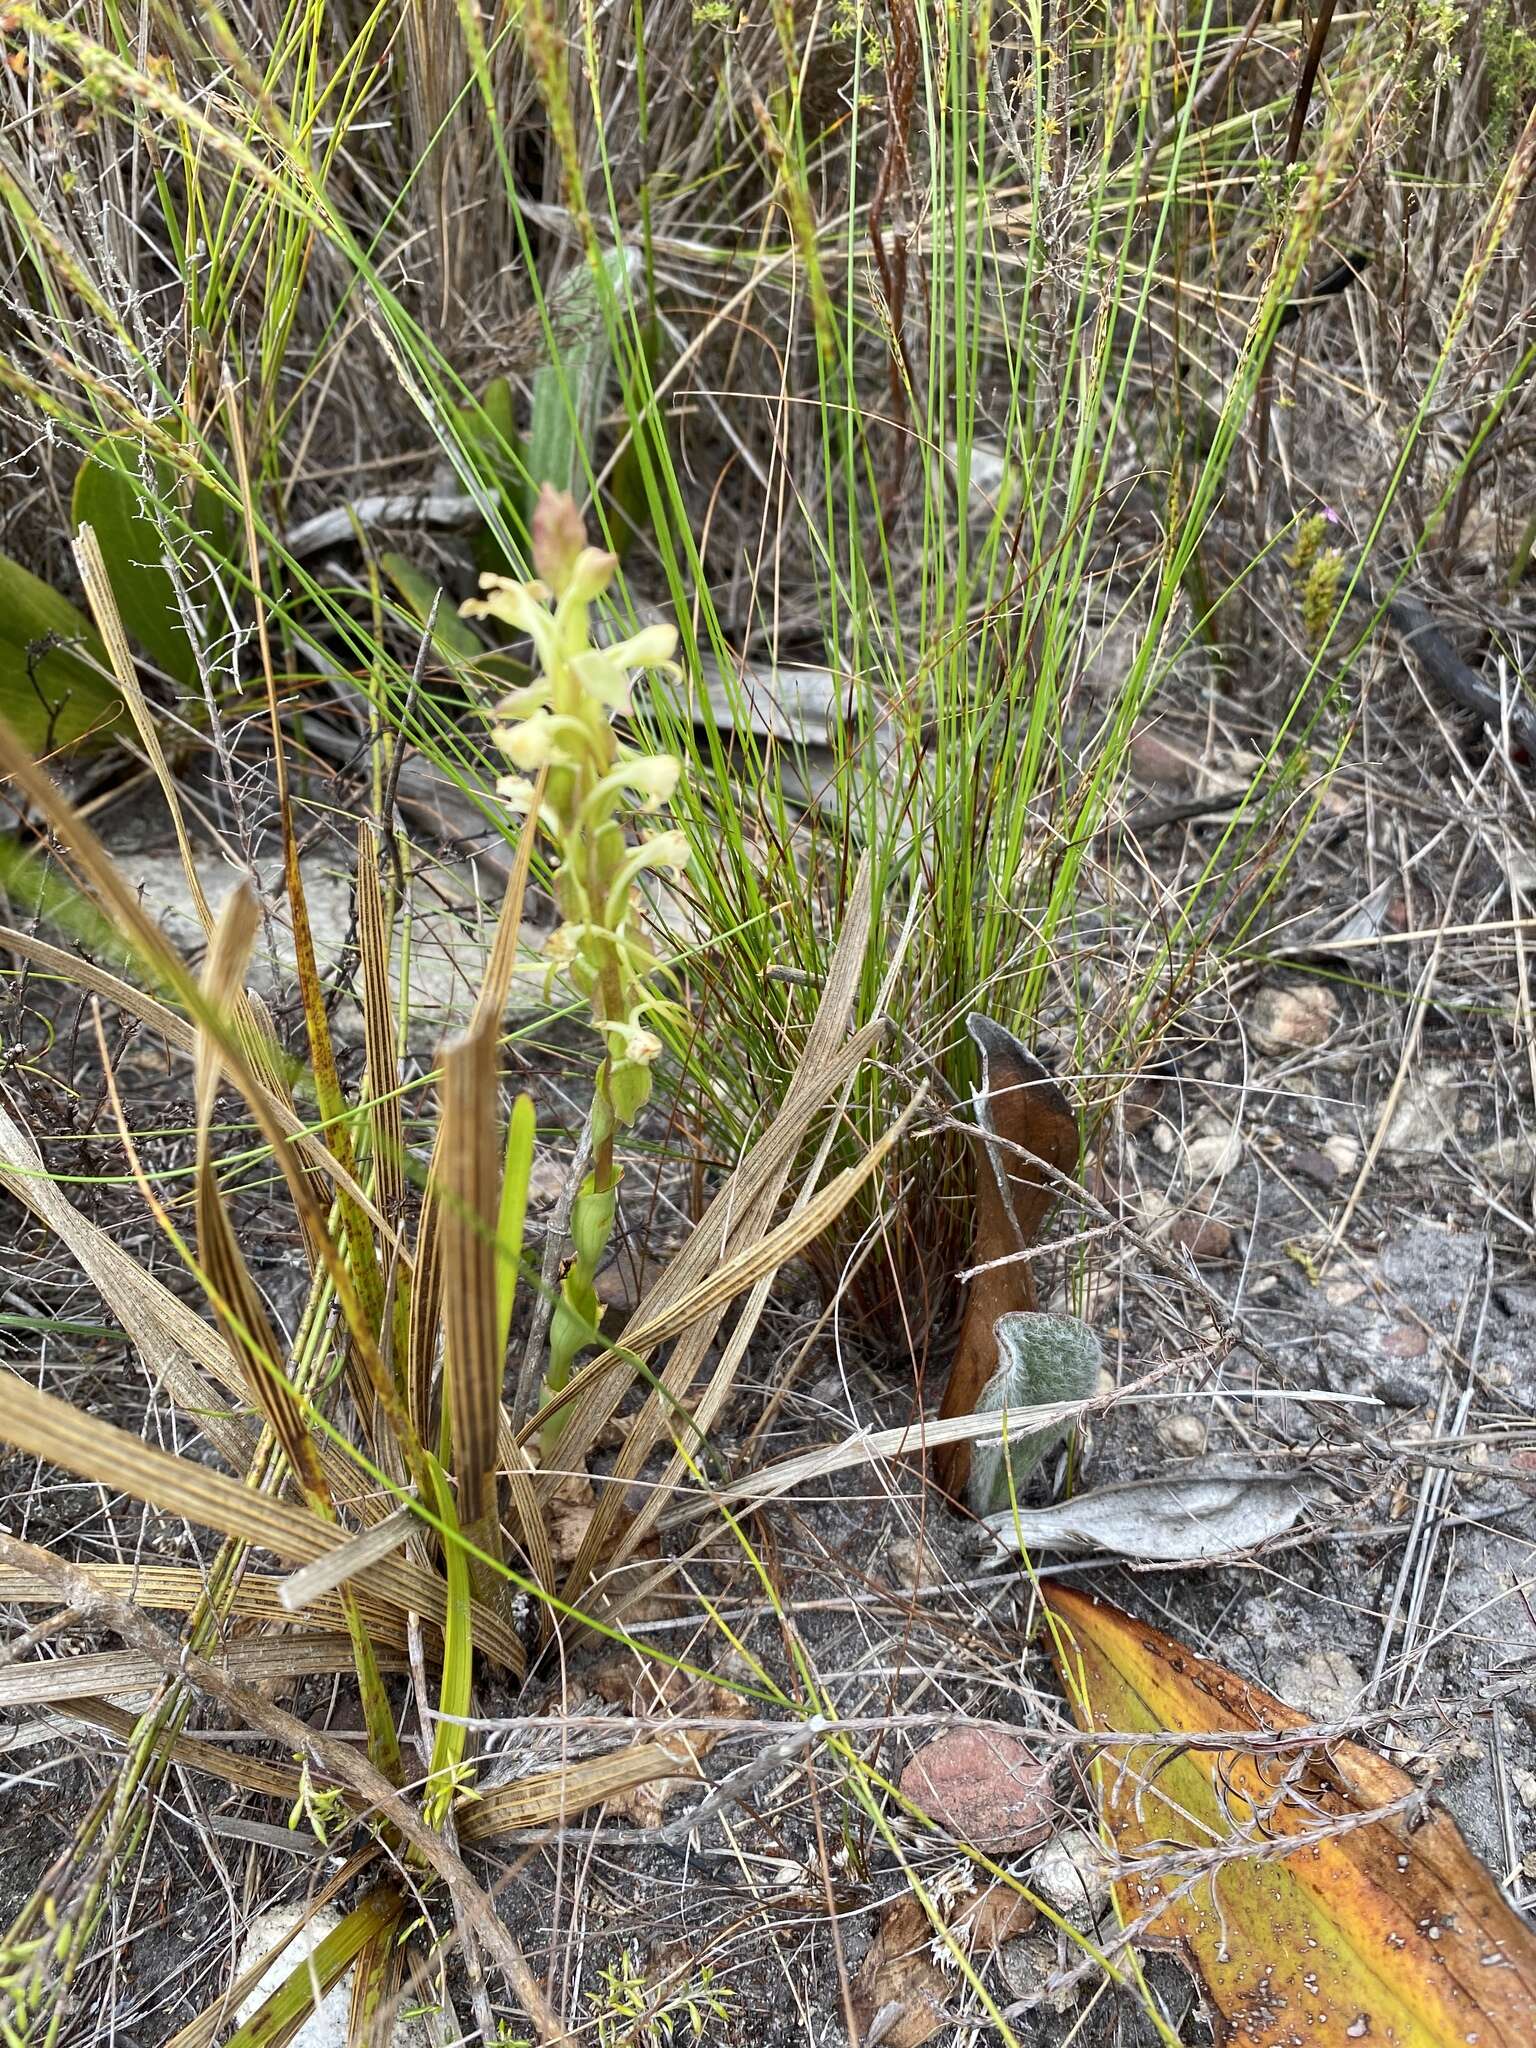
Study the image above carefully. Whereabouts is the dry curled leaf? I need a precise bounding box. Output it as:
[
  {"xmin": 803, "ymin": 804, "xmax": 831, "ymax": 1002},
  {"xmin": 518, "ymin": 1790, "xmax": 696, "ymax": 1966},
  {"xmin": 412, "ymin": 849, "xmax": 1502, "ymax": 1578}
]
[
  {"xmin": 937, "ymin": 1015, "xmax": 1079, "ymax": 1499},
  {"xmin": 981, "ymin": 1461, "xmax": 1321, "ymax": 1562},
  {"xmin": 1044, "ymin": 1584, "xmax": 1536, "ymax": 2047},
  {"xmin": 852, "ymin": 1884, "xmax": 1037, "ymax": 2048},
  {"xmin": 899, "ymin": 1728, "xmax": 1057, "ymax": 1852}
]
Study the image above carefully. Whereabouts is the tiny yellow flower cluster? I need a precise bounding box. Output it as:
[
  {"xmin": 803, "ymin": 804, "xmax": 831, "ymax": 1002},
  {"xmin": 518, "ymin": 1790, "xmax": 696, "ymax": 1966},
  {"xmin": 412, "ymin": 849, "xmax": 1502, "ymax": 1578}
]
[
  {"xmin": 464, "ymin": 485, "xmax": 686, "ymax": 1131},
  {"xmin": 464, "ymin": 486, "xmax": 687, "ymax": 1400}
]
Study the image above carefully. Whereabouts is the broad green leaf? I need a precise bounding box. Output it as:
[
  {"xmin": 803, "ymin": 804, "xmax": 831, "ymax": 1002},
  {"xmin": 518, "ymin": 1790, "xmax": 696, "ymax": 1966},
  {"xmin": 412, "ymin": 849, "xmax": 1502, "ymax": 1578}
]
[
  {"xmin": 495, "ymin": 1091, "xmax": 536, "ymax": 1361},
  {"xmin": 378, "ymin": 549, "xmax": 487, "ymax": 659},
  {"xmin": 528, "ymin": 244, "xmax": 640, "ymax": 499},
  {"xmin": 71, "ymin": 434, "xmax": 225, "ymax": 688},
  {"xmin": 0, "ymin": 552, "xmax": 119, "ymax": 753},
  {"xmin": 610, "ymin": 315, "xmax": 670, "ymax": 562},
  {"xmin": 1044, "ymin": 1586, "xmax": 1536, "ymax": 2048},
  {"xmin": 422, "ymin": 1453, "xmax": 473, "ymax": 1825},
  {"xmin": 460, "ymin": 372, "xmax": 528, "ymax": 579}
]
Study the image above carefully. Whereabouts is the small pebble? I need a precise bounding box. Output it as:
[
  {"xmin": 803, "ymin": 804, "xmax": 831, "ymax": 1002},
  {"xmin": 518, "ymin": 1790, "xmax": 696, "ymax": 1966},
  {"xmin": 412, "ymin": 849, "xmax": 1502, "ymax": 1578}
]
[
  {"xmin": 1029, "ymin": 1828, "xmax": 1111, "ymax": 1920},
  {"xmin": 1156, "ymin": 1412, "xmax": 1208, "ymax": 1456}
]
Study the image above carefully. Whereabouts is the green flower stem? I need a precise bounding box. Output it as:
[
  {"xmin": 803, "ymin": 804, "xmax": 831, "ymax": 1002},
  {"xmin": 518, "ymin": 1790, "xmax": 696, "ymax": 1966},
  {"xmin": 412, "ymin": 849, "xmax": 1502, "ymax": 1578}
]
[{"xmin": 462, "ymin": 485, "xmax": 685, "ymax": 1449}]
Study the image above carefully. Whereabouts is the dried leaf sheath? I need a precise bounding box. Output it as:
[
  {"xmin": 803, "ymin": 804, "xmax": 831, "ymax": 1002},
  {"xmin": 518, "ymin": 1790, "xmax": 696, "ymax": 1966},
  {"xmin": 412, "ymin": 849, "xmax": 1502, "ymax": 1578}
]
[
  {"xmin": 438, "ymin": 1018, "xmax": 507, "ymax": 1596},
  {"xmin": 356, "ymin": 821, "xmax": 405, "ymax": 1224},
  {"xmin": 193, "ymin": 886, "xmax": 328, "ymax": 1501},
  {"xmin": 936, "ymin": 1018, "xmax": 1079, "ymax": 1498}
]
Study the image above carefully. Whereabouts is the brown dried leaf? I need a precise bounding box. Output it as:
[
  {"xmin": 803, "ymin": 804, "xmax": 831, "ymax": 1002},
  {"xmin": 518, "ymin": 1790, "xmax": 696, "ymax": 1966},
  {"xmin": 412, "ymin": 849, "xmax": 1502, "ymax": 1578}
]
[
  {"xmin": 937, "ymin": 1016, "xmax": 1078, "ymax": 1496},
  {"xmin": 583, "ymin": 1659, "xmax": 745, "ymax": 1823},
  {"xmin": 851, "ymin": 1883, "xmax": 1037, "ymax": 2048}
]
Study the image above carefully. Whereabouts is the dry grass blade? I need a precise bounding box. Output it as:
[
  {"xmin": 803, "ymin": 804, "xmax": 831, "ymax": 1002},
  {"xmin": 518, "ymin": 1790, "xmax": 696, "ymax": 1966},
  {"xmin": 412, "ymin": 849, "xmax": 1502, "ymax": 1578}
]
[
  {"xmin": 0, "ymin": 1533, "xmax": 563, "ymax": 2040},
  {"xmin": 2, "ymin": 1077, "xmax": 410, "ymax": 1531},
  {"xmin": 407, "ymin": 1128, "xmax": 445, "ymax": 1446},
  {"xmin": 49, "ymin": 1701, "xmax": 307, "ymax": 1802},
  {"xmin": 533, "ymin": 1014, "xmax": 890, "ymax": 1491},
  {"xmin": 0, "ymin": 1370, "xmax": 523, "ymax": 1669},
  {"xmin": 0, "ymin": 921, "xmax": 398, "ymax": 1241},
  {"xmin": 0, "ymin": 719, "xmax": 406, "ymax": 1276},
  {"xmin": 192, "ymin": 883, "xmax": 330, "ymax": 1504},
  {"xmin": 276, "ymin": 1509, "xmax": 416, "ymax": 1614},
  {"xmin": 226, "ymin": 389, "xmax": 387, "ymax": 1349},
  {"xmin": 438, "ymin": 1016, "xmax": 506, "ymax": 1595},
  {"xmin": 356, "ymin": 820, "xmax": 405, "ymax": 1223},
  {"xmin": 0, "ymin": 1563, "xmax": 403, "ymax": 1644},
  {"xmin": 696, "ymin": 1391, "xmax": 1124, "ymax": 1513},
  {"xmin": 563, "ymin": 1109, "xmax": 918, "ymax": 1591},
  {"xmin": 458, "ymin": 1742, "xmax": 701, "ymax": 1842},
  {"xmin": 468, "ymin": 762, "xmax": 548, "ymax": 1038},
  {"xmin": 71, "ymin": 525, "xmax": 292, "ymax": 1094},
  {"xmin": 557, "ymin": 859, "xmax": 892, "ymax": 1590},
  {"xmin": 73, "ymin": 522, "xmax": 216, "ymax": 941},
  {"xmin": 0, "ymin": 1092, "xmax": 254, "ymax": 1469},
  {"xmin": 0, "ymin": 1633, "xmax": 403, "ymax": 1709}
]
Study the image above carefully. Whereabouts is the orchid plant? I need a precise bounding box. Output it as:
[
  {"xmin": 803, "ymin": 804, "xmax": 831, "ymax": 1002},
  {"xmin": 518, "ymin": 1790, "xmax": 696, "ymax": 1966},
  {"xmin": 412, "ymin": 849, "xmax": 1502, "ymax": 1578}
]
[{"xmin": 464, "ymin": 486, "xmax": 686, "ymax": 1409}]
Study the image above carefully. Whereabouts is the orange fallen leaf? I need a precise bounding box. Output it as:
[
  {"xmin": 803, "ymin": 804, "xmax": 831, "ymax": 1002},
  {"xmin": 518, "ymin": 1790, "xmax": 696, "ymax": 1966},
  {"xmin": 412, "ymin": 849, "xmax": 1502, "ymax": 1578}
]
[{"xmin": 1043, "ymin": 1584, "xmax": 1536, "ymax": 2047}]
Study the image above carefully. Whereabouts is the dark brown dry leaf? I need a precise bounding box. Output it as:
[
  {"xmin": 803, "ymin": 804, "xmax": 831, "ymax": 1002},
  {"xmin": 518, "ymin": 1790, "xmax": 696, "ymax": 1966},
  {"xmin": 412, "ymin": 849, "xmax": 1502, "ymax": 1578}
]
[
  {"xmin": 1163, "ymin": 1210, "xmax": 1232, "ymax": 1261},
  {"xmin": 937, "ymin": 1016, "xmax": 1079, "ymax": 1497},
  {"xmin": 899, "ymin": 1728, "xmax": 1057, "ymax": 1852},
  {"xmin": 585, "ymin": 1658, "xmax": 745, "ymax": 1823},
  {"xmin": 546, "ymin": 1469, "xmax": 599, "ymax": 1571},
  {"xmin": 851, "ymin": 1883, "xmax": 1037, "ymax": 2048}
]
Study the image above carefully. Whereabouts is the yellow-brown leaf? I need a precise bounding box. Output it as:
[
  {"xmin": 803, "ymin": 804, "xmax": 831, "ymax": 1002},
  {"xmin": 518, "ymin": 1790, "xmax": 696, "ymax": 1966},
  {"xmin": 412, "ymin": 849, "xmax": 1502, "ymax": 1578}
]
[{"xmin": 1043, "ymin": 1584, "xmax": 1536, "ymax": 2048}]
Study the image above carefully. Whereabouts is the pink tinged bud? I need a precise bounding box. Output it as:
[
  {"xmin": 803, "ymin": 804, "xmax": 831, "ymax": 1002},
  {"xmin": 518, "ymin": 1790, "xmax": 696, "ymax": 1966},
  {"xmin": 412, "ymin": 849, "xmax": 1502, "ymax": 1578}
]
[{"xmin": 530, "ymin": 485, "xmax": 591, "ymax": 595}]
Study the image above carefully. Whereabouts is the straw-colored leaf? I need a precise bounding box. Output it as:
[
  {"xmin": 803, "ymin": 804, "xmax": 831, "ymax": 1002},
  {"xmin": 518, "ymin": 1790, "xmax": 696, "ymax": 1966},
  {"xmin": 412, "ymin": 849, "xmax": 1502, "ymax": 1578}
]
[
  {"xmin": 0, "ymin": 1632, "xmax": 402, "ymax": 1710},
  {"xmin": 193, "ymin": 883, "xmax": 330, "ymax": 1504},
  {"xmin": 0, "ymin": 1562, "xmax": 403, "ymax": 1644},
  {"xmin": 49, "ymin": 1700, "xmax": 307, "ymax": 1803},
  {"xmin": 458, "ymin": 1741, "xmax": 700, "ymax": 1842},
  {"xmin": 558, "ymin": 857, "xmax": 884, "ymax": 1590},
  {"xmin": 0, "ymin": 1369, "xmax": 523, "ymax": 1670},
  {"xmin": 557, "ymin": 1094, "xmax": 917, "ymax": 1593},
  {"xmin": 355, "ymin": 819, "xmax": 405, "ymax": 1223}
]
